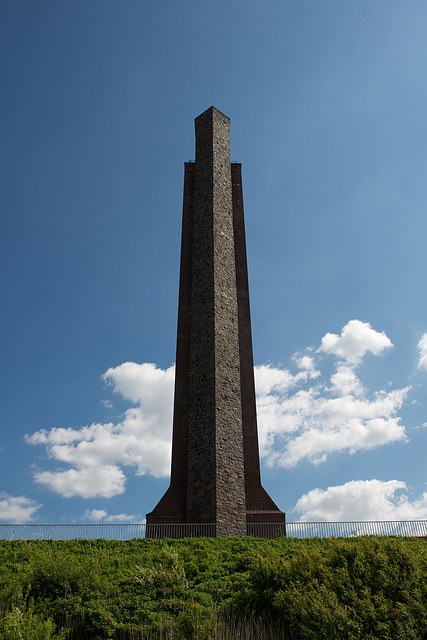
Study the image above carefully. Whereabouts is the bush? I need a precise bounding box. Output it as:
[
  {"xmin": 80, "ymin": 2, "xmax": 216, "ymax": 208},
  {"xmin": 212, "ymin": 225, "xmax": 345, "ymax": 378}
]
[
  {"xmin": 176, "ymin": 601, "xmax": 216, "ymax": 639},
  {"xmin": 1, "ymin": 536, "xmax": 426, "ymax": 639},
  {"xmin": 0, "ymin": 605, "xmax": 64, "ymax": 640}
]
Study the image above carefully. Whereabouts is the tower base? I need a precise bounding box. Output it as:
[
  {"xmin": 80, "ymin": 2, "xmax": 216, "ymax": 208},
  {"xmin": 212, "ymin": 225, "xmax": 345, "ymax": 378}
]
[{"xmin": 145, "ymin": 511, "xmax": 286, "ymax": 539}]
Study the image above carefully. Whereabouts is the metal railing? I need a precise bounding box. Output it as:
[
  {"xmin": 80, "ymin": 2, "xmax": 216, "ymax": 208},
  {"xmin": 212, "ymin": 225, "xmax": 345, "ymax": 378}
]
[
  {"xmin": 1, "ymin": 520, "xmax": 427, "ymax": 541},
  {"xmin": 286, "ymin": 520, "xmax": 427, "ymax": 538}
]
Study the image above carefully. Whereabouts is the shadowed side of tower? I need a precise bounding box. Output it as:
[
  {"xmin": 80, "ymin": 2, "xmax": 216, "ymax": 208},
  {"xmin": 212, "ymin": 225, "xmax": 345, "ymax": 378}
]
[
  {"xmin": 146, "ymin": 107, "xmax": 285, "ymax": 537},
  {"xmin": 231, "ymin": 163, "xmax": 286, "ymax": 527}
]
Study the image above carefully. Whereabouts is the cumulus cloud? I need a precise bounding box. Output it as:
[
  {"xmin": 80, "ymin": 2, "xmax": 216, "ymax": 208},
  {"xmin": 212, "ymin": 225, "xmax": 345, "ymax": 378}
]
[
  {"xmin": 329, "ymin": 364, "xmax": 363, "ymax": 396},
  {"xmin": 25, "ymin": 320, "xmax": 411, "ymax": 497},
  {"xmin": 257, "ymin": 386, "xmax": 408, "ymax": 468},
  {"xmin": 319, "ymin": 320, "xmax": 393, "ymax": 364},
  {"xmin": 0, "ymin": 493, "xmax": 42, "ymax": 524},
  {"xmin": 84, "ymin": 508, "xmax": 144, "ymax": 523},
  {"xmin": 296, "ymin": 355, "xmax": 317, "ymax": 372},
  {"xmin": 293, "ymin": 479, "xmax": 427, "ymax": 521},
  {"xmin": 26, "ymin": 363, "xmax": 174, "ymax": 499},
  {"xmin": 256, "ymin": 320, "xmax": 408, "ymax": 468},
  {"xmin": 417, "ymin": 333, "xmax": 427, "ymax": 371},
  {"xmin": 254, "ymin": 361, "xmax": 319, "ymax": 397},
  {"xmin": 34, "ymin": 465, "xmax": 126, "ymax": 499},
  {"xmin": 85, "ymin": 508, "xmax": 107, "ymax": 522}
]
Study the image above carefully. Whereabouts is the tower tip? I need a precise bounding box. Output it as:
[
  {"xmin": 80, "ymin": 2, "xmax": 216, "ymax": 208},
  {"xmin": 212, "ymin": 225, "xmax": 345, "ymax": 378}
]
[{"xmin": 196, "ymin": 106, "xmax": 230, "ymax": 122}]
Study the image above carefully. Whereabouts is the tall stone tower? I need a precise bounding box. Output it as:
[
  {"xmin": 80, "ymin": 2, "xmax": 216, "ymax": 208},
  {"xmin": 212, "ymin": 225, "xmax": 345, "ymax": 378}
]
[{"xmin": 146, "ymin": 107, "xmax": 285, "ymax": 537}]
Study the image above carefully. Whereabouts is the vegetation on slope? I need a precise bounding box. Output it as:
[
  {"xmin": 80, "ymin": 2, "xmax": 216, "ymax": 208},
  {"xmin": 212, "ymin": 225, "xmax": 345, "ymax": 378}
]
[{"xmin": 0, "ymin": 536, "xmax": 426, "ymax": 639}]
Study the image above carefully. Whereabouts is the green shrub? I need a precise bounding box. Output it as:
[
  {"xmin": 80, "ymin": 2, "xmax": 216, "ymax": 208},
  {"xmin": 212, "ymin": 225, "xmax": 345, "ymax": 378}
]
[
  {"xmin": 1, "ymin": 536, "xmax": 427, "ymax": 639},
  {"xmin": 234, "ymin": 537, "xmax": 427, "ymax": 639},
  {"xmin": 0, "ymin": 605, "xmax": 64, "ymax": 640},
  {"xmin": 176, "ymin": 601, "xmax": 216, "ymax": 640}
]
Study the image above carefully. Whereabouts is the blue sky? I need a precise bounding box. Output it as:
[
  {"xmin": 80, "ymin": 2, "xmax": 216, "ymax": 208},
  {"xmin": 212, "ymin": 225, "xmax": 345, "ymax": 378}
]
[{"xmin": 2, "ymin": 0, "xmax": 427, "ymax": 525}]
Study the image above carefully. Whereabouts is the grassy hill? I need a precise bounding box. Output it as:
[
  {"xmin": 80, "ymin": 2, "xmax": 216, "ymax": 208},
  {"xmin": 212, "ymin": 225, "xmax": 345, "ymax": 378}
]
[{"xmin": 1, "ymin": 535, "xmax": 426, "ymax": 639}]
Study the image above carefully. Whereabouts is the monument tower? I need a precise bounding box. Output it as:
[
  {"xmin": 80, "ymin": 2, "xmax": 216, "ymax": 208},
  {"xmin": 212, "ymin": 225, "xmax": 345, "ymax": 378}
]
[{"xmin": 146, "ymin": 107, "xmax": 285, "ymax": 537}]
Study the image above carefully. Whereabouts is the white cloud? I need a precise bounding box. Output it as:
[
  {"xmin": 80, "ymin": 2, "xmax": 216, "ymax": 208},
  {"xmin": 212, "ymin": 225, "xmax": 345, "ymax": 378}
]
[
  {"xmin": 293, "ymin": 479, "xmax": 427, "ymax": 521},
  {"xmin": 254, "ymin": 361, "xmax": 319, "ymax": 397},
  {"xmin": 256, "ymin": 320, "xmax": 408, "ymax": 468},
  {"xmin": 254, "ymin": 365, "xmax": 299, "ymax": 397},
  {"xmin": 0, "ymin": 493, "xmax": 42, "ymax": 524},
  {"xmin": 104, "ymin": 513, "xmax": 143, "ymax": 523},
  {"xmin": 257, "ymin": 376, "xmax": 408, "ymax": 468},
  {"xmin": 26, "ymin": 362, "xmax": 174, "ymax": 498},
  {"xmin": 85, "ymin": 508, "xmax": 107, "ymax": 522},
  {"xmin": 329, "ymin": 364, "xmax": 363, "ymax": 396},
  {"xmin": 417, "ymin": 333, "xmax": 427, "ymax": 371},
  {"xmin": 84, "ymin": 508, "xmax": 143, "ymax": 523},
  {"xmin": 34, "ymin": 465, "xmax": 126, "ymax": 499},
  {"xmin": 296, "ymin": 355, "xmax": 317, "ymax": 372},
  {"xmin": 102, "ymin": 362, "xmax": 174, "ymax": 409},
  {"xmin": 319, "ymin": 320, "xmax": 393, "ymax": 364},
  {"xmin": 26, "ymin": 320, "xmax": 411, "ymax": 497}
]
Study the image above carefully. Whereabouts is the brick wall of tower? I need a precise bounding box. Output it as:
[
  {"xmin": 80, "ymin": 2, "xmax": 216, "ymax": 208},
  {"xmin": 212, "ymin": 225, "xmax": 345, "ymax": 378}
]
[
  {"xmin": 231, "ymin": 164, "xmax": 283, "ymax": 517},
  {"xmin": 147, "ymin": 107, "xmax": 285, "ymax": 537},
  {"xmin": 186, "ymin": 108, "xmax": 246, "ymax": 535}
]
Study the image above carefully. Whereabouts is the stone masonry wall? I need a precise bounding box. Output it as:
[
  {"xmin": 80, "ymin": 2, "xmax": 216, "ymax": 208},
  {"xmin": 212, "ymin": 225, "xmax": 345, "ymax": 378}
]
[
  {"xmin": 147, "ymin": 107, "xmax": 285, "ymax": 536},
  {"xmin": 186, "ymin": 107, "xmax": 246, "ymax": 534}
]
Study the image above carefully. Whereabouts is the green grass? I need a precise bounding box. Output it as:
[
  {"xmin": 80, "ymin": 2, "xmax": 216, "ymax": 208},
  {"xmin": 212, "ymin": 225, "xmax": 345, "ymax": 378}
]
[{"xmin": 0, "ymin": 536, "xmax": 426, "ymax": 639}]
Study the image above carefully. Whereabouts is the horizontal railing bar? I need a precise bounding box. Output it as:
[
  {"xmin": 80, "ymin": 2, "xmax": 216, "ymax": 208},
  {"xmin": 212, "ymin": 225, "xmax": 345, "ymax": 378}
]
[{"xmin": 0, "ymin": 521, "xmax": 426, "ymax": 541}]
